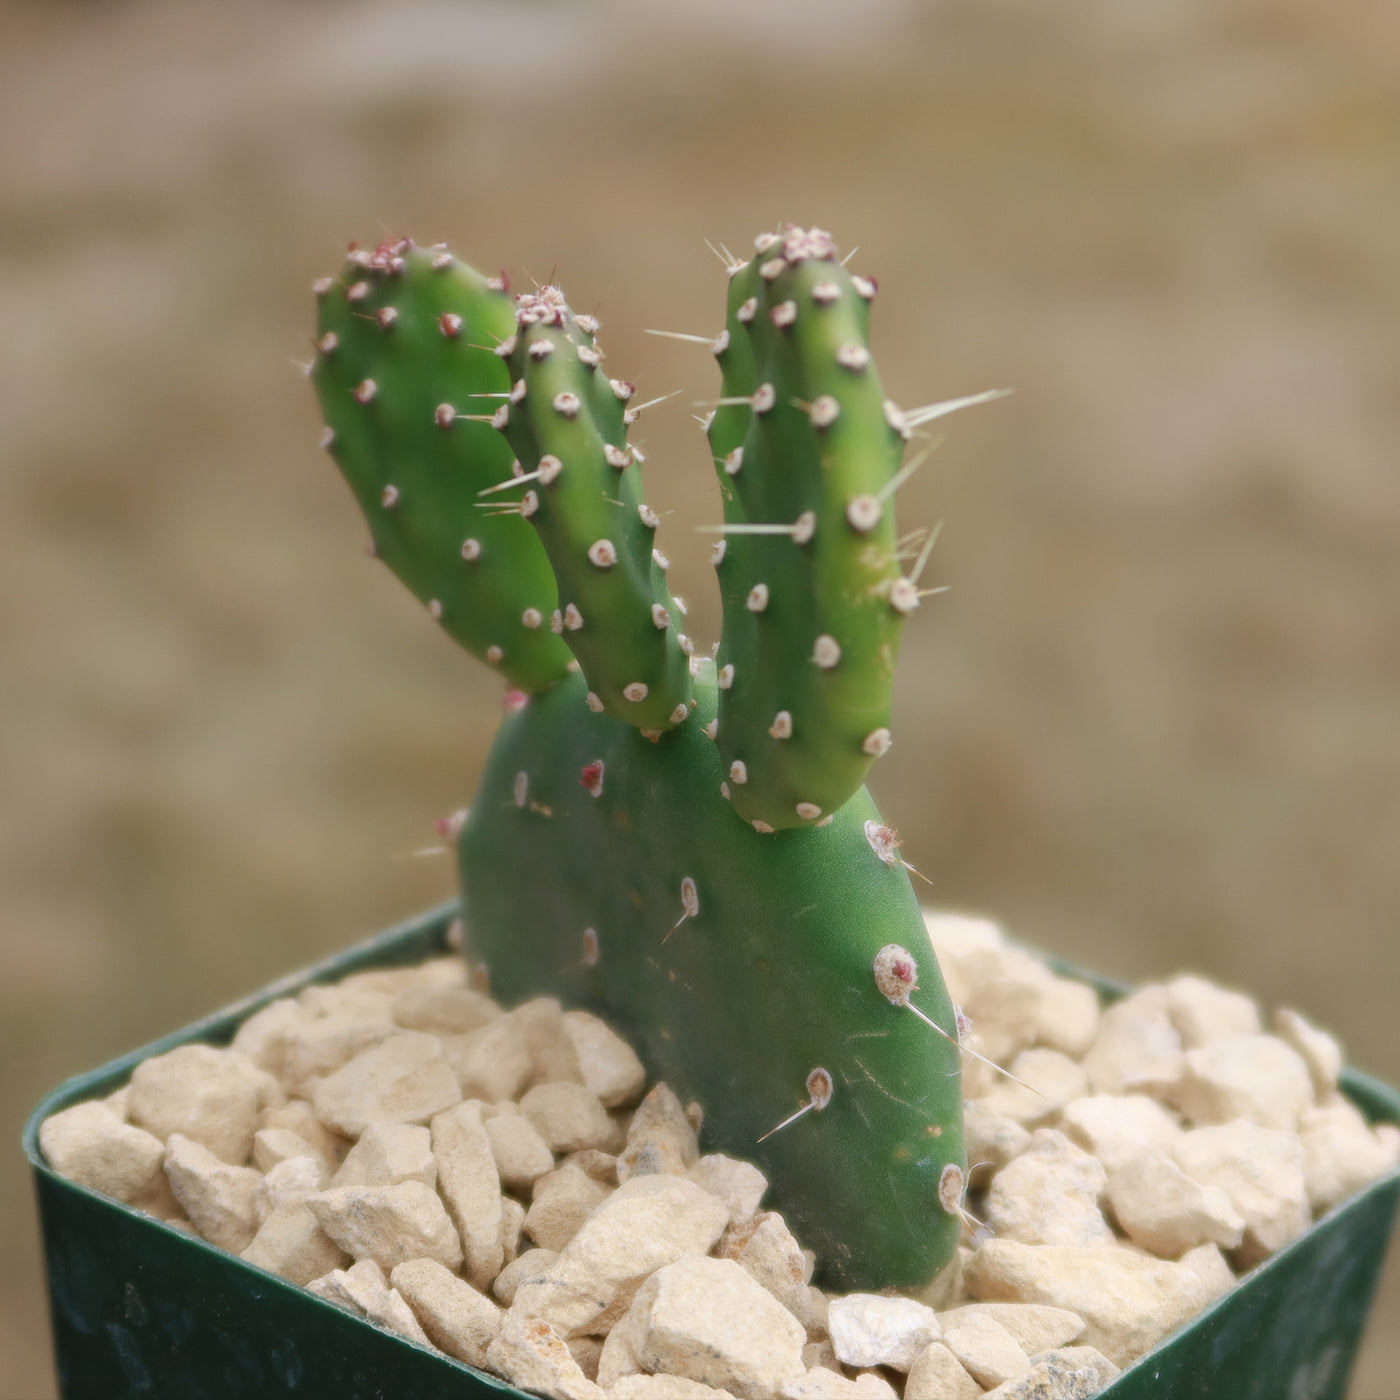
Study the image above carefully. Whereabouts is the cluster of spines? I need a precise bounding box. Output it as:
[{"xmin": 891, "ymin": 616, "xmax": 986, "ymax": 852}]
[
  {"xmin": 311, "ymin": 239, "xmax": 573, "ymax": 692},
  {"xmin": 483, "ymin": 288, "xmax": 694, "ymax": 734},
  {"xmin": 704, "ymin": 226, "xmax": 909, "ymax": 831}
]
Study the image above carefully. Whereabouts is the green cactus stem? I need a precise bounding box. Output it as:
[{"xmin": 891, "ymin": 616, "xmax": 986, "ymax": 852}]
[
  {"xmin": 494, "ymin": 288, "xmax": 694, "ymax": 734},
  {"xmin": 458, "ymin": 666, "xmax": 966, "ymax": 1290},
  {"xmin": 312, "ymin": 240, "xmax": 573, "ymax": 692},
  {"xmin": 707, "ymin": 227, "xmax": 909, "ymax": 832}
]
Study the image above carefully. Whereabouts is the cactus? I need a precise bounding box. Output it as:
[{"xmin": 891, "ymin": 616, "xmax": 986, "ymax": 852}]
[{"xmin": 312, "ymin": 229, "xmax": 978, "ymax": 1290}]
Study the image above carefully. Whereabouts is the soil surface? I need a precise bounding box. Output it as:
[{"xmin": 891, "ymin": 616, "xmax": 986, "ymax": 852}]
[{"xmin": 4, "ymin": 1, "xmax": 1398, "ymax": 1395}]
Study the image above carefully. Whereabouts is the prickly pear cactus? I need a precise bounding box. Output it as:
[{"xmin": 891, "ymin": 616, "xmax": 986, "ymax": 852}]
[{"xmin": 311, "ymin": 229, "xmax": 979, "ymax": 1290}]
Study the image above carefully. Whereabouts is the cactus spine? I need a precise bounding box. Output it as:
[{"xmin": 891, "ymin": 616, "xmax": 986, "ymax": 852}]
[{"xmin": 312, "ymin": 229, "xmax": 971, "ymax": 1289}]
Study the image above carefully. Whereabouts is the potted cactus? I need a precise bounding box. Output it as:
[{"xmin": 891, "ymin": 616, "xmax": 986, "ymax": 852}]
[
  {"xmin": 311, "ymin": 226, "xmax": 972, "ymax": 1291},
  {"xmin": 26, "ymin": 226, "xmax": 1400, "ymax": 1400}
]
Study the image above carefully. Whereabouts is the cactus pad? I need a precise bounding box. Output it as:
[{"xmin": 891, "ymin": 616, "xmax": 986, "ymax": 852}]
[{"xmin": 458, "ymin": 668, "xmax": 966, "ymax": 1290}]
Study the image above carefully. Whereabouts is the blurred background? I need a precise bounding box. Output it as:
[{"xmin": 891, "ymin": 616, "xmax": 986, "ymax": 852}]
[{"xmin": 4, "ymin": 0, "xmax": 1398, "ymax": 1393}]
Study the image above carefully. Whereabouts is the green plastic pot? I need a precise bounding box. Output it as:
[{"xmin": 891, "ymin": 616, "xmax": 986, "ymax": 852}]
[{"xmin": 24, "ymin": 901, "xmax": 1400, "ymax": 1399}]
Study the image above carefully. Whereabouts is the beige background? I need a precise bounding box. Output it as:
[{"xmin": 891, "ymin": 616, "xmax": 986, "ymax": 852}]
[{"xmin": 3, "ymin": 1, "xmax": 1398, "ymax": 1395}]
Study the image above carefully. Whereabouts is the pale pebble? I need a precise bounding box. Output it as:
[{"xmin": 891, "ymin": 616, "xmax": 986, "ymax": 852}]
[
  {"xmin": 312, "ymin": 1032, "xmax": 462, "ymax": 1137},
  {"xmin": 40, "ymin": 1100, "xmax": 165, "ymax": 1203},
  {"xmin": 163, "ymin": 1133, "xmax": 262, "ymax": 1252},
  {"xmin": 306, "ymin": 1180, "xmax": 463, "ymax": 1272},
  {"xmin": 391, "ymin": 1256, "xmax": 502, "ymax": 1367},
  {"xmin": 827, "ymin": 1292, "xmax": 942, "ymax": 1371}
]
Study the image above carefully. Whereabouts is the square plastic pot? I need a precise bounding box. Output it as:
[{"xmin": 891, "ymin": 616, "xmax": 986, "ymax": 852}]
[{"xmin": 24, "ymin": 900, "xmax": 1400, "ymax": 1399}]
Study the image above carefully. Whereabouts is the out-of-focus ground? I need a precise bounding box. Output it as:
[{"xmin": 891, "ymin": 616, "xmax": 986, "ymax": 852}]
[{"xmin": 3, "ymin": 0, "xmax": 1398, "ymax": 1394}]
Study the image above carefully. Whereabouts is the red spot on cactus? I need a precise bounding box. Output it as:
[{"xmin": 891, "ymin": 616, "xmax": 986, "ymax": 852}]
[
  {"xmin": 502, "ymin": 690, "xmax": 529, "ymax": 714},
  {"xmin": 579, "ymin": 761, "xmax": 605, "ymax": 798}
]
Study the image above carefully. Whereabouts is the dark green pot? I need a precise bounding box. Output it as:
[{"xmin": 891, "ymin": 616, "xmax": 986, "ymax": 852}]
[{"xmin": 24, "ymin": 901, "xmax": 1400, "ymax": 1399}]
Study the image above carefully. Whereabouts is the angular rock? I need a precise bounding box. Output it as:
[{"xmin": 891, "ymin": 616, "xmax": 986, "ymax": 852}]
[
  {"xmin": 964, "ymin": 1101, "xmax": 1033, "ymax": 1183},
  {"xmin": 494, "ymin": 1248, "xmax": 560, "ymax": 1307},
  {"xmin": 520, "ymin": 1081, "xmax": 619, "ymax": 1155},
  {"xmin": 615, "ymin": 1255, "xmax": 806, "ymax": 1400},
  {"xmin": 333, "ymin": 1121, "xmax": 437, "ymax": 1189},
  {"xmin": 392, "ymin": 984, "xmax": 501, "ymax": 1035},
  {"xmin": 563, "ymin": 1010, "xmax": 649, "ymax": 1108},
  {"xmin": 934, "ymin": 934, "xmax": 1057, "ymax": 1063},
  {"xmin": 1080, "ymin": 986, "xmax": 1185, "ymax": 1100},
  {"xmin": 904, "ymin": 1341, "xmax": 984, "ymax": 1400},
  {"xmin": 1273, "ymin": 1008, "xmax": 1344, "ymax": 1099},
  {"xmin": 966, "ymin": 1239, "xmax": 1210, "ymax": 1367},
  {"xmin": 781, "ymin": 1368, "xmax": 897, "ymax": 1399},
  {"xmin": 618, "ymin": 1083, "xmax": 699, "ymax": 1181},
  {"xmin": 40, "ymin": 1100, "xmax": 165, "ymax": 1203},
  {"xmin": 253, "ymin": 1127, "xmax": 331, "ymax": 1176},
  {"xmin": 561, "ymin": 1149, "xmax": 620, "ymax": 1187},
  {"xmin": 1164, "ymin": 975, "xmax": 1261, "ymax": 1049},
  {"xmin": 487, "ymin": 1109, "xmax": 558, "ymax": 1192},
  {"xmin": 241, "ymin": 1201, "xmax": 348, "ymax": 1285},
  {"xmin": 391, "ymin": 1257, "xmax": 502, "ymax": 1367},
  {"xmin": 1298, "ymin": 1097, "xmax": 1396, "ymax": 1214},
  {"xmin": 614, "ymin": 1377, "xmax": 741, "ymax": 1400},
  {"xmin": 985, "ymin": 1129, "xmax": 1112, "ymax": 1247},
  {"xmin": 300, "ymin": 982, "xmax": 397, "ymax": 1021},
  {"xmin": 511, "ymin": 1174, "xmax": 729, "ymax": 1337},
  {"xmin": 319, "ymin": 1257, "xmax": 433, "ymax": 1346},
  {"xmin": 103, "ymin": 1085, "xmax": 132, "ymax": 1119},
  {"xmin": 431, "ymin": 1100, "xmax": 504, "ymax": 1288},
  {"xmin": 486, "ymin": 1313, "xmax": 604, "ymax": 1400},
  {"xmin": 730, "ymin": 1213, "xmax": 814, "ymax": 1328},
  {"xmin": 941, "ymin": 1309, "xmax": 1031, "ymax": 1389},
  {"xmin": 442, "ymin": 1016, "xmax": 535, "ymax": 1103},
  {"xmin": 1172, "ymin": 1121, "xmax": 1309, "ymax": 1266},
  {"xmin": 1059, "ymin": 1094, "xmax": 1183, "ymax": 1176},
  {"xmin": 827, "ymin": 1292, "xmax": 942, "ymax": 1371},
  {"xmin": 280, "ymin": 1009, "xmax": 396, "ymax": 1099},
  {"xmin": 978, "ymin": 1049, "xmax": 1089, "ymax": 1127},
  {"xmin": 306, "ymin": 1180, "xmax": 463, "ymax": 1272},
  {"xmin": 1107, "ymin": 1148, "xmax": 1244, "ymax": 1257},
  {"xmin": 501, "ymin": 1195, "xmax": 527, "ymax": 1264},
  {"xmin": 939, "ymin": 1303, "xmax": 1085, "ymax": 1354},
  {"xmin": 163, "ymin": 1133, "xmax": 262, "ymax": 1251},
  {"xmin": 130, "ymin": 1044, "xmax": 262, "ymax": 1164},
  {"xmin": 365, "ymin": 1284, "xmax": 434, "ymax": 1347},
  {"xmin": 687, "ymin": 1155, "xmax": 769, "ymax": 1225},
  {"xmin": 340, "ymin": 957, "xmax": 465, "ymax": 995},
  {"xmin": 231, "ymin": 997, "xmax": 309, "ymax": 1079},
  {"xmin": 981, "ymin": 1345, "xmax": 1121, "ymax": 1400},
  {"xmin": 254, "ymin": 1154, "xmax": 327, "ymax": 1224},
  {"xmin": 1025, "ymin": 976, "xmax": 1101, "ymax": 1062},
  {"xmin": 525, "ymin": 1163, "xmax": 612, "ymax": 1253},
  {"xmin": 510, "ymin": 998, "xmax": 586, "ymax": 1087},
  {"xmin": 306, "ymin": 1258, "xmax": 373, "ymax": 1311},
  {"xmin": 1177, "ymin": 1034, "xmax": 1314, "ymax": 1132},
  {"xmin": 1178, "ymin": 1243, "xmax": 1236, "ymax": 1302},
  {"xmin": 130, "ymin": 1171, "xmax": 185, "ymax": 1221},
  {"xmin": 312, "ymin": 1032, "xmax": 462, "ymax": 1137},
  {"xmin": 256, "ymin": 1099, "xmax": 349, "ymax": 1169}
]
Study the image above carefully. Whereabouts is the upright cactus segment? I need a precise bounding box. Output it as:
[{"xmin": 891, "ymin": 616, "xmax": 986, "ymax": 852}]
[
  {"xmin": 312, "ymin": 241, "xmax": 573, "ymax": 692},
  {"xmin": 495, "ymin": 288, "xmax": 693, "ymax": 733},
  {"xmin": 311, "ymin": 226, "xmax": 979, "ymax": 1289},
  {"xmin": 708, "ymin": 227, "xmax": 908, "ymax": 831}
]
